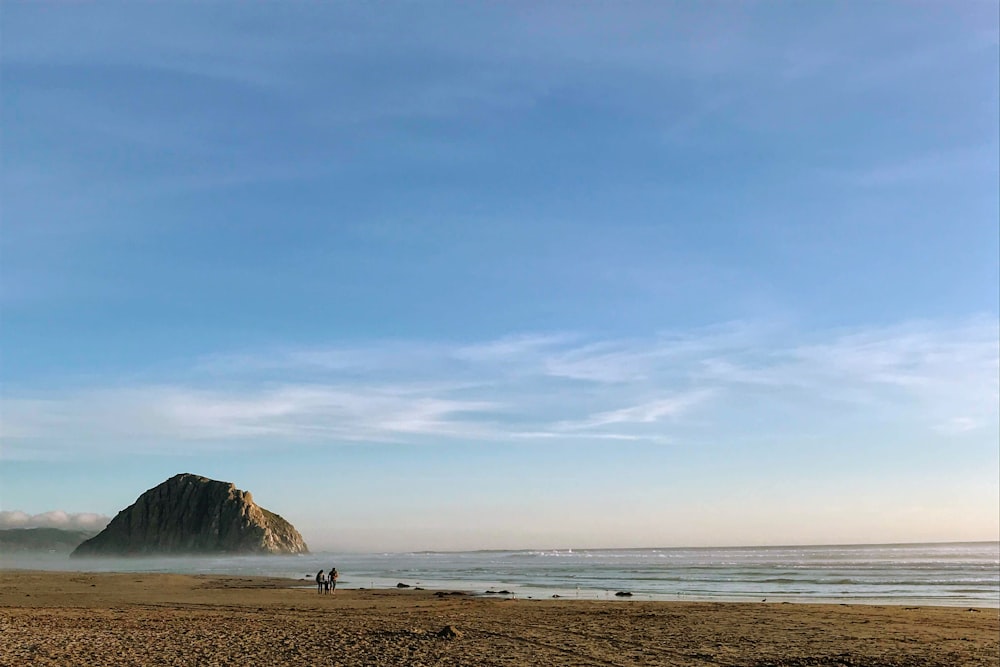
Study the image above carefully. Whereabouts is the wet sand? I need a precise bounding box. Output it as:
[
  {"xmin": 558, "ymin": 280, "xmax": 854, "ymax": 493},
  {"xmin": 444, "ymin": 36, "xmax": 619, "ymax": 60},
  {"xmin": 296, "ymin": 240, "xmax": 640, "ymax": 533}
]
[{"xmin": 2, "ymin": 570, "xmax": 997, "ymax": 666}]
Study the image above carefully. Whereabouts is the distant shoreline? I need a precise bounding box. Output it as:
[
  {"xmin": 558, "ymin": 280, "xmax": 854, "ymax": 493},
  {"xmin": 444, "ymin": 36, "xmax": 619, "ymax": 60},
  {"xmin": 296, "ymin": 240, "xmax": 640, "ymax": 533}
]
[
  {"xmin": 384, "ymin": 539, "xmax": 1000, "ymax": 555},
  {"xmin": 4, "ymin": 531, "xmax": 996, "ymax": 556}
]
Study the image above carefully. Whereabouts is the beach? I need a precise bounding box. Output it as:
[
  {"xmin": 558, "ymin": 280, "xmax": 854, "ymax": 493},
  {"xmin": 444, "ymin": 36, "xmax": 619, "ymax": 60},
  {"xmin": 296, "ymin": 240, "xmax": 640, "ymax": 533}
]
[{"xmin": 2, "ymin": 571, "xmax": 997, "ymax": 666}]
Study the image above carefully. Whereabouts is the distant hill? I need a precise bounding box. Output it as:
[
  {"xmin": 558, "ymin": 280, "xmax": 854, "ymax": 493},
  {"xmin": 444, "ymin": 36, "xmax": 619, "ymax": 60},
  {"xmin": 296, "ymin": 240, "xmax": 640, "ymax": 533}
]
[
  {"xmin": 72, "ymin": 473, "xmax": 309, "ymax": 557},
  {"xmin": 0, "ymin": 527, "xmax": 96, "ymax": 553}
]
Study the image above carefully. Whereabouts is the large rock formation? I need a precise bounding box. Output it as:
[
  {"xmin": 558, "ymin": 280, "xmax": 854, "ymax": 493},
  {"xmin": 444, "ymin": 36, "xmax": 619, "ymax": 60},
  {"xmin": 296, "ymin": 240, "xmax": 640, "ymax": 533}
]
[{"xmin": 71, "ymin": 473, "xmax": 308, "ymax": 557}]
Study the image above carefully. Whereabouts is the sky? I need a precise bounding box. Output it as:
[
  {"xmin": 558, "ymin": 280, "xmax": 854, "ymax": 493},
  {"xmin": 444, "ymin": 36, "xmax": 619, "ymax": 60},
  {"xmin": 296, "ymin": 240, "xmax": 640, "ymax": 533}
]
[{"xmin": 1, "ymin": 3, "xmax": 998, "ymax": 552}]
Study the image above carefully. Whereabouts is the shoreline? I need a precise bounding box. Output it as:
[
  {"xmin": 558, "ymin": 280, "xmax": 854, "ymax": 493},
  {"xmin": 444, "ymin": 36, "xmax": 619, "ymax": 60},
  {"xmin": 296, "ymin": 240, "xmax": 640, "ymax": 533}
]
[
  {"xmin": 5, "ymin": 541, "xmax": 996, "ymax": 610},
  {"xmin": 5, "ymin": 570, "xmax": 997, "ymax": 609},
  {"xmin": 3, "ymin": 563, "xmax": 998, "ymax": 609},
  {"xmin": 3, "ymin": 571, "xmax": 998, "ymax": 666}
]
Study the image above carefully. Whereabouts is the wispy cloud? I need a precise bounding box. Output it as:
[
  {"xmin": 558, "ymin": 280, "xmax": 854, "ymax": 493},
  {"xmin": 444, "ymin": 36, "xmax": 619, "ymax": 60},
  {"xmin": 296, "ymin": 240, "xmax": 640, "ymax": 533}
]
[
  {"xmin": 827, "ymin": 148, "xmax": 997, "ymax": 189},
  {"xmin": 454, "ymin": 333, "xmax": 575, "ymax": 364},
  {"xmin": 2, "ymin": 318, "xmax": 996, "ymax": 460},
  {"xmin": 697, "ymin": 319, "xmax": 999, "ymax": 433},
  {"xmin": 2, "ymin": 385, "xmax": 498, "ymax": 450},
  {"xmin": 558, "ymin": 391, "xmax": 716, "ymax": 431}
]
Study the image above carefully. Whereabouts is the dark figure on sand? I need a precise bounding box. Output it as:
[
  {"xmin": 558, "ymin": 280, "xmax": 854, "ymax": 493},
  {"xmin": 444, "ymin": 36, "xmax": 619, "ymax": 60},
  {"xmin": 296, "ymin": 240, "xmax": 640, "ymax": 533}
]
[
  {"xmin": 329, "ymin": 568, "xmax": 339, "ymax": 594},
  {"xmin": 315, "ymin": 570, "xmax": 324, "ymax": 594}
]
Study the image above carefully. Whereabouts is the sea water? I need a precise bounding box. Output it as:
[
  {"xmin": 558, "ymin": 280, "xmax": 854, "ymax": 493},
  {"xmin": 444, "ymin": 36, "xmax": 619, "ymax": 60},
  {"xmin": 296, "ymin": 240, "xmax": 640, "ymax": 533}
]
[{"xmin": 5, "ymin": 542, "xmax": 998, "ymax": 607}]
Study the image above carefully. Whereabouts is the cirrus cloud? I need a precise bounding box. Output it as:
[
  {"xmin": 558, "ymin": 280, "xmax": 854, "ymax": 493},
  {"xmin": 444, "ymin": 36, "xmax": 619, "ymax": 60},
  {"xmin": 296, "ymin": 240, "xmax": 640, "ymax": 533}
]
[{"xmin": 1, "ymin": 317, "xmax": 996, "ymax": 460}]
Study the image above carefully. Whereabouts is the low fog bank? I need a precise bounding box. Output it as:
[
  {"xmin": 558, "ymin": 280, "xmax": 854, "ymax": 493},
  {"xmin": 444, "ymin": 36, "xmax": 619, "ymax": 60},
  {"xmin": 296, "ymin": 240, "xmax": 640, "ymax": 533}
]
[
  {"xmin": 0, "ymin": 510, "xmax": 110, "ymax": 531},
  {"xmin": 0, "ymin": 527, "xmax": 95, "ymax": 554}
]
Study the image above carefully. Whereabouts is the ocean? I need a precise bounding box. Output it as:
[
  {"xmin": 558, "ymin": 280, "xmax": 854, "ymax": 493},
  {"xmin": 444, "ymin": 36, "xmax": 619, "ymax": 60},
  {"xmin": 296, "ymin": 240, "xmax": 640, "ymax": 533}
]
[{"xmin": 5, "ymin": 541, "xmax": 998, "ymax": 607}]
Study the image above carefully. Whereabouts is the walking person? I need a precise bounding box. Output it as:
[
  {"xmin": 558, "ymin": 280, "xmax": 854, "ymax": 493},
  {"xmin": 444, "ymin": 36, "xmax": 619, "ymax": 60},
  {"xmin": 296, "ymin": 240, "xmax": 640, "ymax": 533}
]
[
  {"xmin": 315, "ymin": 570, "xmax": 325, "ymax": 594},
  {"xmin": 329, "ymin": 568, "xmax": 339, "ymax": 595}
]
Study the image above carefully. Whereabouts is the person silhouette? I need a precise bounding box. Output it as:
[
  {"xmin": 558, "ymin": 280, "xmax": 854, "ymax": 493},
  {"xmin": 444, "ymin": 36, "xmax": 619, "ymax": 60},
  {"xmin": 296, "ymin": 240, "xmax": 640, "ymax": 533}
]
[{"xmin": 329, "ymin": 568, "xmax": 339, "ymax": 594}]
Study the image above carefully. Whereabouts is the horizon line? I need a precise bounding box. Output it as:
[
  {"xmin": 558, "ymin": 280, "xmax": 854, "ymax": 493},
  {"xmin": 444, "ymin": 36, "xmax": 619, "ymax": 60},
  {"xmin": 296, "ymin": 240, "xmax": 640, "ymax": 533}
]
[{"xmin": 307, "ymin": 539, "xmax": 1000, "ymax": 555}]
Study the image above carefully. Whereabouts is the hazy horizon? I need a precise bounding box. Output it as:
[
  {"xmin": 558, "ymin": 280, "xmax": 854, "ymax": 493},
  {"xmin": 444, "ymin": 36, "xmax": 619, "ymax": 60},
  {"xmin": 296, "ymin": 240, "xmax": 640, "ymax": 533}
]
[
  {"xmin": 2, "ymin": 4, "xmax": 997, "ymax": 553},
  {"xmin": 3, "ymin": 507, "xmax": 997, "ymax": 555},
  {"xmin": 3, "ymin": 498, "xmax": 997, "ymax": 553}
]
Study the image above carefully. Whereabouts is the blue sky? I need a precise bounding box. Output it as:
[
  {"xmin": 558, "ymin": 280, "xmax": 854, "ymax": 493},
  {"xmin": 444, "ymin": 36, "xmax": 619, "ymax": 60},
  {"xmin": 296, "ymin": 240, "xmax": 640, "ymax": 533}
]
[{"xmin": 1, "ymin": 3, "xmax": 997, "ymax": 551}]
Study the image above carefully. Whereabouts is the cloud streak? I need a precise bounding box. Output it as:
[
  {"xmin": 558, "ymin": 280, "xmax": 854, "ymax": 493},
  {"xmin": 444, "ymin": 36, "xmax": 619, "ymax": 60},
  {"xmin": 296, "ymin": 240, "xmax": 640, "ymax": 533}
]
[
  {"xmin": 559, "ymin": 391, "xmax": 717, "ymax": 431},
  {"xmin": 2, "ymin": 318, "xmax": 996, "ymax": 460}
]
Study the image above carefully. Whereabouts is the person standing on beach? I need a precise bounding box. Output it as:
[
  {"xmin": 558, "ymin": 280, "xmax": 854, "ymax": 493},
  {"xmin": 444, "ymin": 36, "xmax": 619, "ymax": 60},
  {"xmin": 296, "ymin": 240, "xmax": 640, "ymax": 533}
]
[
  {"xmin": 316, "ymin": 570, "xmax": 325, "ymax": 594},
  {"xmin": 329, "ymin": 568, "xmax": 338, "ymax": 595}
]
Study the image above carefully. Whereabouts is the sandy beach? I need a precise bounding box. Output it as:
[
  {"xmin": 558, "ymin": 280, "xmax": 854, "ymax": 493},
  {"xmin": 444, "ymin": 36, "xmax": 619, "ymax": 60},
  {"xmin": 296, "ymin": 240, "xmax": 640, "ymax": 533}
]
[{"xmin": 1, "ymin": 571, "xmax": 997, "ymax": 666}]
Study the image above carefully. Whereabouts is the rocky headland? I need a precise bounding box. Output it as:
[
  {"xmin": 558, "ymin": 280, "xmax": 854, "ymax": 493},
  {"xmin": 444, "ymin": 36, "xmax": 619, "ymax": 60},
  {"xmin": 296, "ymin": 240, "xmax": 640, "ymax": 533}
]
[{"xmin": 71, "ymin": 473, "xmax": 308, "ymax": 556}]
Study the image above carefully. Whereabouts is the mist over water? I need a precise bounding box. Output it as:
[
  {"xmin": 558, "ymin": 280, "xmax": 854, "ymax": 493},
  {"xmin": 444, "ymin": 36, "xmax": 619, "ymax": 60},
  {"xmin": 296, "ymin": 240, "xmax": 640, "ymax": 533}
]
[{"xmin": 6, "ymin": 542, "xmax": 997, "ymax": 607}]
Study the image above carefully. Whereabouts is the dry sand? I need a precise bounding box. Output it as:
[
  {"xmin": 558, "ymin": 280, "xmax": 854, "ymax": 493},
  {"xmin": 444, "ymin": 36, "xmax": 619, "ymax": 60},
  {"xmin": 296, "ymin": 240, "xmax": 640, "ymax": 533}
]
[{"xmin": 2, "ymin": 570, "xmax": 997, "ymax": 666}]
